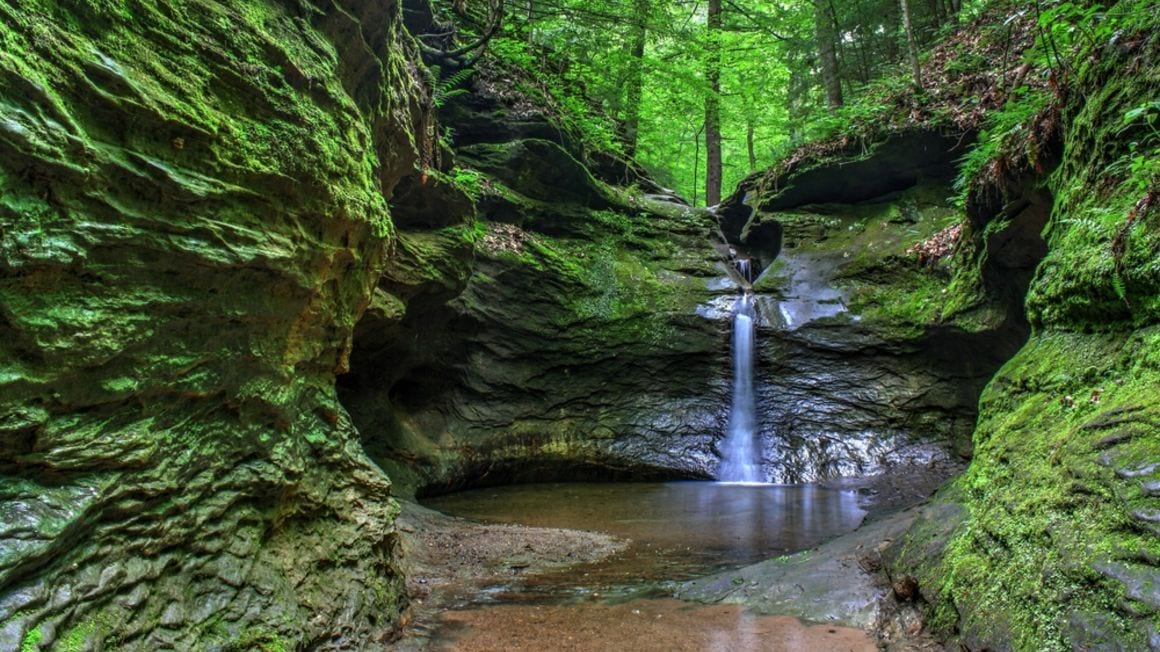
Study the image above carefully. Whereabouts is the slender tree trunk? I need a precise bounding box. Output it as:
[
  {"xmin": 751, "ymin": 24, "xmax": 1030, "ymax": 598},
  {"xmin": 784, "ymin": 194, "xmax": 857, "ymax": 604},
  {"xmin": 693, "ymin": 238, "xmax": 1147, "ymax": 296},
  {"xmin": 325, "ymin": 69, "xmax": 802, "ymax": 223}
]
[
  {"xmin": 746, "ymin": 118, "xmax": 756, "ymax": 171},
  {"xmin": 900, "ymin": 0, "xmax": 923, "ymax": 87},
  {"xmin": 623, "ymin": 0, "xmax": 649, "ymax": 158},
  {"xmin": 856, "ymin": 26, "xmax": 871, "ymax": 82},
  {"xmin": 884, "ymin": 0, "xmax": 901, "ymax": 61},
  {"xmin": 827, "ymin": 1, "xmax": 852, "ymax": 92},
  {"xmin": 787, "ymin": 68, "xmax": 808, "ymax": 144},
  {"xmin": 693, "ymin": 123, "xmax": 702, "ymax": 206},
  {"xmin": 704, "ymin": 0, "xmax": 723, "ymax": 205},
  {"xmin": 814, "ymin": 0, "xmax": 843, "ymax": 109}
]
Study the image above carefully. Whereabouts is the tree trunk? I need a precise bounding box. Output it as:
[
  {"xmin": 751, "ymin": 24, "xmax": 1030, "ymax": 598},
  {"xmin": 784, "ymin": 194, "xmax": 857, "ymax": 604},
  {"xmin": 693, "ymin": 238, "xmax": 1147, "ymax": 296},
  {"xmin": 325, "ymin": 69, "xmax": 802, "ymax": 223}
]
[
  {"xmin": 814, "ymin": 0, "xmax": 843, "ymax": 109},
  {"xmin": 884, "ymin": 0, "xmax": 901, "ymax": 61},
  {"xmin": 623, "ymin": 0, "xmax": 649, "ymax": 158},
  {"xmin": 855, "ymin": 24, "xmax": 871, "ymax": 83},
  {"xmin": 693, "ymin": 124, "xmax": 702, "ymax": 206},
  {"xmin": 787, "ymin": 68, "xmax": 809, "ymax": 144},
  {"xmin": 900, "ymin": 0, "xmax": 923, "ymax": 88},
  {"xmin": 704, "ymin": 0, "xmax": 723, "ymax": 205},
  {"xmin": 746, "ymin": 118, "xmax": 756, "ymax": 171}
]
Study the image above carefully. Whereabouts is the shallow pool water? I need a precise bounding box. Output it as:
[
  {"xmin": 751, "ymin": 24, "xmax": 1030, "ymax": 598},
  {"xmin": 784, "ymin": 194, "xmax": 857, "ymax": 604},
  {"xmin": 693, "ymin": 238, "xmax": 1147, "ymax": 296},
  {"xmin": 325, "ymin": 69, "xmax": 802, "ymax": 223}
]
[
  {"xmin": 424, "ymin": 481, "xmax": 866, "ymax": 595},
  {"xmin": 418, "ymin": 482, "xmax": 871, "ymax": 651}
]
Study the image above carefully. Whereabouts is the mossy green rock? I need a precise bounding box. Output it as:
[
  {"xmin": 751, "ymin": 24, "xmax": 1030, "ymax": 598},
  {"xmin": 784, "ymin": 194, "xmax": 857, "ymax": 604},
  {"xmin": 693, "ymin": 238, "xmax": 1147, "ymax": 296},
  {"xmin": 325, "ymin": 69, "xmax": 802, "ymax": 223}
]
[
  {"xmin": 0, "ymin": 0, "xmax": 427, "ymax": 648},
  {"xmin": 889, "ymin": 23, "xmax": 1160, "ymax": 651}
]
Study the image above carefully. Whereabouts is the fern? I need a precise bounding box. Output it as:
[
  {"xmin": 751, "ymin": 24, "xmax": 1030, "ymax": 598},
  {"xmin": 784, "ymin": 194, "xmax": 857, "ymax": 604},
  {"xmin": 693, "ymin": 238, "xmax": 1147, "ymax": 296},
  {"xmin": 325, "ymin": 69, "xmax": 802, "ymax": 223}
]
[
  {"xmin": 1111, "ymin": 271, "xmax": 1129, "ymax": 307},
  {"xmin": 430, "ymin": 65, "xmax": 476, "ymax": 107},
  {"xmin": 1059, "ymin": 216, "xmax": 1105, "ymax": 233}
]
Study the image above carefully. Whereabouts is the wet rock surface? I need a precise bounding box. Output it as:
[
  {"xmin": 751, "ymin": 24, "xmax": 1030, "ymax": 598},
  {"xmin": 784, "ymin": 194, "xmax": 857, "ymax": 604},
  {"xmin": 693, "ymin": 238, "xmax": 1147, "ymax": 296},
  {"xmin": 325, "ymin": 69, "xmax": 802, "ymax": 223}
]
[
  {"xmin": 343, "ymin": 116, "xmax": 1032, "ymax": 494},
  {"xmin": 712, "ymin": 174, "xmax": 1035, "ymax": 483},
  {"xmin": 677, "ymin": 508, "xmax": 919, "ymax": 630},
  {"xmin": 340, "ymin": 90, "xmax": 733, "ymax": 494},
  {"xmin": 0, "ymin": 0, "xmax": 428, "ymax": 647}
]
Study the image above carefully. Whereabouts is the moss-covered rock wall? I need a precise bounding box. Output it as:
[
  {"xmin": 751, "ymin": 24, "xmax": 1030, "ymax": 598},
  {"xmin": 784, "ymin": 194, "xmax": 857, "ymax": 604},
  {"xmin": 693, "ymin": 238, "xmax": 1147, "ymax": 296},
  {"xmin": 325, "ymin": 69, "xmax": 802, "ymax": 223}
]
[
  {"xmin": 889, "ymin": 22, "xmax": 1160, "ymax": 651},
  {"xmin": 0, "ymin": 0, "xmax": 428, "ymax": 648}
]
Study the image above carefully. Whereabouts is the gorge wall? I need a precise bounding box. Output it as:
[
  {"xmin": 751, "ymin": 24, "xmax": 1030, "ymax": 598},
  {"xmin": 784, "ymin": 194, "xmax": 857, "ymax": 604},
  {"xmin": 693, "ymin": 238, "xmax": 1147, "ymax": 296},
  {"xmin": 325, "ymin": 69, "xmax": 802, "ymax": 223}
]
[
  {"xmin": 713, "ymin": 131, "xmax": 1039, "ymax": 483},
  {"xmin": 337, "ymin": 77, "xmax": 733, "ymax": 495},
  {"xmin": 888, "ymin": 26, "xmax": 1160, "ymax": 651},
  {"xmin": 0, "ymin": 1, "xmax": 427, "ymax": 648},
  {"xmin": 336, "ymin": 64, "xmax": 1025, "ymax": 495}
]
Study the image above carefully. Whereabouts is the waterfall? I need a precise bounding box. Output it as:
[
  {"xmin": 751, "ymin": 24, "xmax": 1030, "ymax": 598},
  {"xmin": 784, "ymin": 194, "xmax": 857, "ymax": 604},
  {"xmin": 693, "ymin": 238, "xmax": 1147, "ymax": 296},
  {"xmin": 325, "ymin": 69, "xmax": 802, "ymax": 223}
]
[
  {"xmin": 717, "ymin": 292, "xmax": 764, "ymax": 483},
  {"xmin": 737, "ymin": 258, "xmax": 753, "ymax": 284}
]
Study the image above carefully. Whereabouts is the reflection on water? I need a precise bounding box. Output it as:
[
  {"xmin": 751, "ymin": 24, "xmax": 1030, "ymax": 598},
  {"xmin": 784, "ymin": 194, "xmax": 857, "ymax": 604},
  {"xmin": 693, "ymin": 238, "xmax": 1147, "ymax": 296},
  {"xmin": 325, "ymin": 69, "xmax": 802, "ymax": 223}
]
[
  {"xmin": 424, "ymin": 481, "xmax": 865, "ymax": 591},
  {"xmin": 422, "ymin": 482, "xmax": 871, "ymax": 651}
]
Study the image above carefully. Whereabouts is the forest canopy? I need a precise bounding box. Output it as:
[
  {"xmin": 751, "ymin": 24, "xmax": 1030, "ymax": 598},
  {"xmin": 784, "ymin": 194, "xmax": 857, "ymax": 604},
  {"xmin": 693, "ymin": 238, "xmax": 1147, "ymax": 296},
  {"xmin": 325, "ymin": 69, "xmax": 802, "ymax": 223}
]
[{"xmin": 419, "ymin": 0, "xmax": 983, "ymax": 204}]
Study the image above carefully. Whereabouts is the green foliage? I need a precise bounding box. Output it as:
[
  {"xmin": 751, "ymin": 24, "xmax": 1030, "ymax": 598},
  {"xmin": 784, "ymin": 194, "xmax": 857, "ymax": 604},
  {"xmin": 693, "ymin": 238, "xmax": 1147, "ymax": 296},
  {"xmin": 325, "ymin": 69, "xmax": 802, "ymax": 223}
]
[
  {"xmin": 21, "ymin": 626, "xmax": 42, "ymax": 652},
  {"xmin": 954, "ymin": 86, "xmax": 1051, "ymax": 205},
  {"xmin": 431, "ymin": 66, "xmax": 476, "ymax": 108},
  {"xmin": 1116, "ymin": 101, "xmax": 1160, "ymax": 195},
  {"xmin": 798, "ymin": 69, "xmax": 923, "ymax": 145},
  {"xmin": 430, "ymin": 166, "xmax": 488, "ymax": 201},
  {"xmin": 1031, "ymin": 0, "xmax": 1116, "ymax": 74},
  {"xmin": 1024, "ymin": 16, "xmax": 1160, "ymax": 330},
  {"xmin": 434, "ymin": 0, "xmax": 968, "ymax": 204},
  {"xmin": 485, "ymin": 36, "xmax": 622, "ymax": 154}
]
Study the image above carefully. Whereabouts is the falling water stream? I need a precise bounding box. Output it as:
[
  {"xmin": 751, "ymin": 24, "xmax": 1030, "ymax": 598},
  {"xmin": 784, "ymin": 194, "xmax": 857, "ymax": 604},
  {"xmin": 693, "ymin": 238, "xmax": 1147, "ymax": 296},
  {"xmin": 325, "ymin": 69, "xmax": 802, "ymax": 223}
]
[{"xmin": 717, "ymin": 258, "xmax": 764, "ymax": 483}]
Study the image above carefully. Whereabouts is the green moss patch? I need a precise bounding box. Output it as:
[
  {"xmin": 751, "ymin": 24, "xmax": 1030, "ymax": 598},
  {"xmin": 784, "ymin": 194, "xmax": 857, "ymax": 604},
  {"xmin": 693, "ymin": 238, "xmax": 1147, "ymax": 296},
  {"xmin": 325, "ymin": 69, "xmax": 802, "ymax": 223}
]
[{"xmin": 903, "ymin": 328, "xmax": 1160, "ymax": 649}]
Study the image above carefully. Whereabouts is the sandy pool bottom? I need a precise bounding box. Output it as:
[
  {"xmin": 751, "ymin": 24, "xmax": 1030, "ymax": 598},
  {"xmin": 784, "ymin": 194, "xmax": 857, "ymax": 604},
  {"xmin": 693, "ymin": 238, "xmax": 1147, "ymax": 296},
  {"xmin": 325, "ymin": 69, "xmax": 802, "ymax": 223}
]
[{"xmin": 431, "ymin": 597, "xmax": 876, "ymax": 651}]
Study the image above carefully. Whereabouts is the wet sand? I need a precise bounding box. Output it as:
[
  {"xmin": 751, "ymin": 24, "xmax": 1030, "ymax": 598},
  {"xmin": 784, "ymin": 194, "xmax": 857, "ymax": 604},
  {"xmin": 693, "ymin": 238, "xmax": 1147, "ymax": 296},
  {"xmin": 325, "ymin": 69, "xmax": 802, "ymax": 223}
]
[
  {"xmin": 433, "ymin": 598, "xmax": 876, "ymax": 652},
  {"xmin": 397, "ymin": 502, "xmax": 628, "ymax": 606}
]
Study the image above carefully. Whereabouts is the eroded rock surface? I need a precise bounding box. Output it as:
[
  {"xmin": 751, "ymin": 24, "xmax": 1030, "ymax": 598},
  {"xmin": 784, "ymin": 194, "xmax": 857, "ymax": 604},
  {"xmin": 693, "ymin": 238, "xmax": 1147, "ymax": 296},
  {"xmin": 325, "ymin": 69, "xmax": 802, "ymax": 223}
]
[
  {"xmin": 714, "ymin": 157, "xmax": 1038, "ymax": 482},
  {"xmin": 341, "ymin": 79, "xmax": 1032, "ymax": 494},
  {"xmin": 0, "ymin": 1, "xmax": 428, "ymax": 648},
  {"xmin": 340, "ymin": 154, "xmax": 732, "ymax": 494},
  {"xmin": 886, "ymin": 25, "xmax": 1160, "ymax": 651}
]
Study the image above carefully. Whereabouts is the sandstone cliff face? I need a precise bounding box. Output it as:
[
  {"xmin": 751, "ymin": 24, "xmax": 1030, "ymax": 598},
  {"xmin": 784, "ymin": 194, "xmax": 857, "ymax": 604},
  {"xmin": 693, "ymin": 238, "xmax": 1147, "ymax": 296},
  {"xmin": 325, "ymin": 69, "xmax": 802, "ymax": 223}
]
[
  {"xmin": 339, "ymin": 135, "xmax": 734, "ymax": 495},
  {"xmin": 709, "ymin": 133, "xmax": 1039, "ymax": 483},
  {"xmin": 0, "ymin": 1, "xmax": 427, "ymax": 648},
  {"xmin": 2, "ymin": 1, "xmax": 1151, "ymax": 649},
  {"xmin": 339, "ymin": 74, "xmax": 1026, "ymax": 494},
  {"xmin": 888, "ymin": 26, "xmax": 1160, "ymax": 650}
]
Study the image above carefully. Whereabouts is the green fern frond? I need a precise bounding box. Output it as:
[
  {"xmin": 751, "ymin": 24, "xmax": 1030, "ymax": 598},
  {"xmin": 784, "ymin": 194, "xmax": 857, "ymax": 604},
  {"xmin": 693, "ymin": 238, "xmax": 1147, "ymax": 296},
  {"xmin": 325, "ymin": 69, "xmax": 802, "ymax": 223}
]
[{"xmin": 430, "ymin": 66, "xmax": 476, "ymax": 108}]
